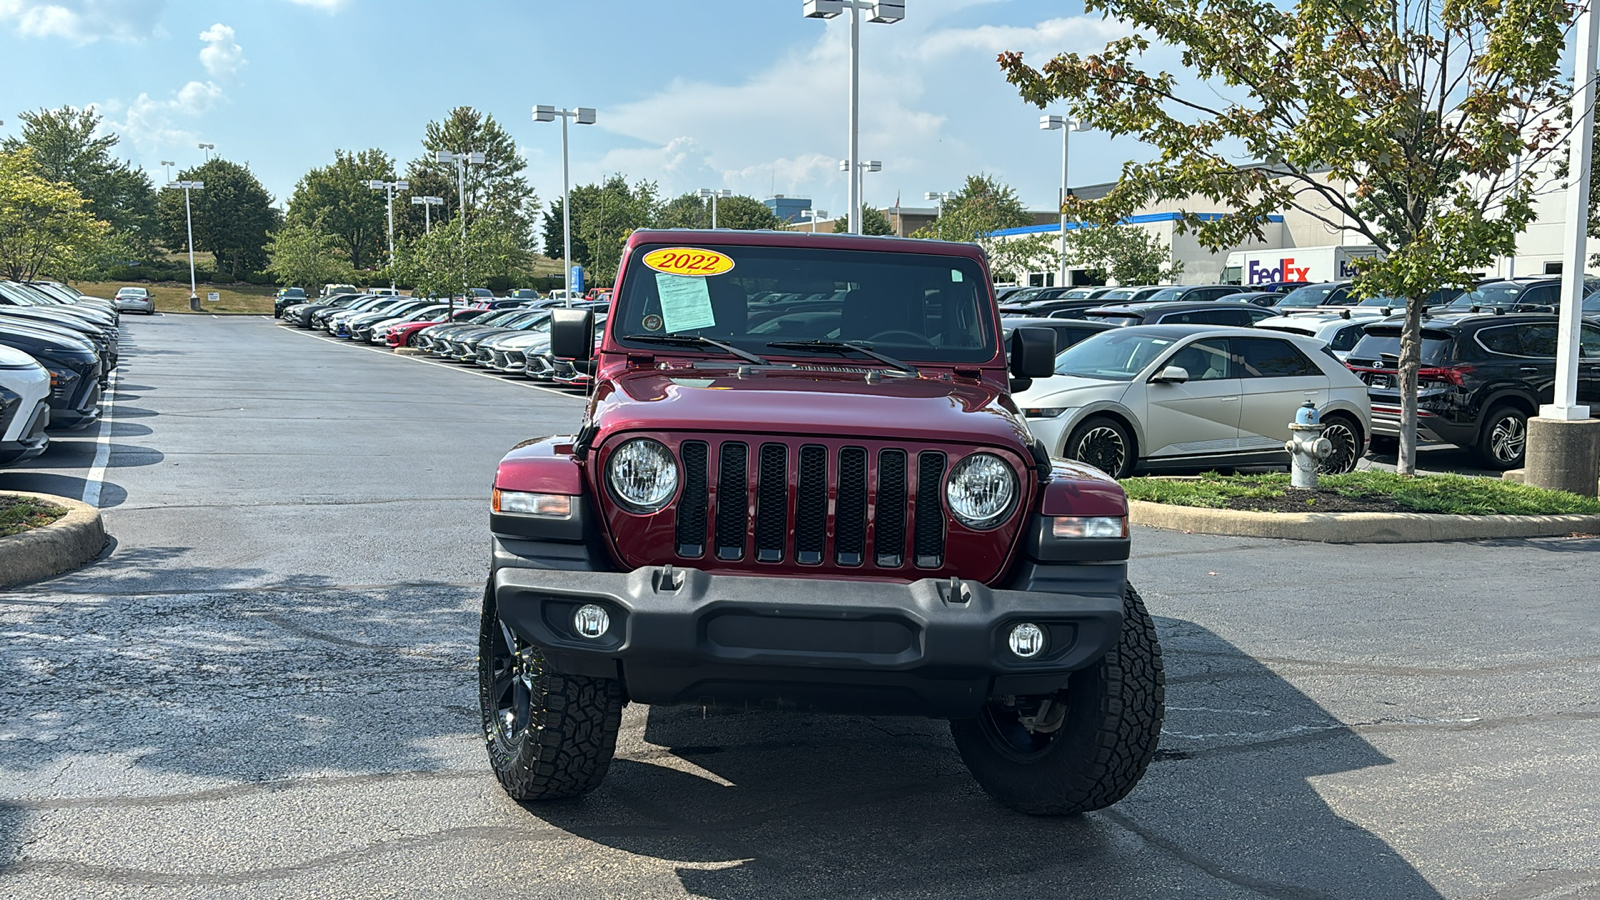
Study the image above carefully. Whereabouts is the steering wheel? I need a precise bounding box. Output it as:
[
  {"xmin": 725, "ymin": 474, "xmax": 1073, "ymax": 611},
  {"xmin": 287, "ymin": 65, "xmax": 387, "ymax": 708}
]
[{"xmin": 867, "ymin": 330, "xmax": 936, "ymax": 347}]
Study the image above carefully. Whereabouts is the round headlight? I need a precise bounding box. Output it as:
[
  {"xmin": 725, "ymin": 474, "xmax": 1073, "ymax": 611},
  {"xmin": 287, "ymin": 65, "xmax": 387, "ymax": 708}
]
[
  {"xmin": 945, "ymin": 452, "xmax": 1018, "ymax": 529},
  {"xmin": 606, "ymin": 438, "xmax": 679, "ymax": 512}
]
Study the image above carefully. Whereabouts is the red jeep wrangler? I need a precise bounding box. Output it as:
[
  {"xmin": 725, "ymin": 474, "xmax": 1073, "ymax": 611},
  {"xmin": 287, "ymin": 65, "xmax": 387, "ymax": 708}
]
[{"xmin": 480, "ymin": 230, "xmax": 1163, "ymax": 815}]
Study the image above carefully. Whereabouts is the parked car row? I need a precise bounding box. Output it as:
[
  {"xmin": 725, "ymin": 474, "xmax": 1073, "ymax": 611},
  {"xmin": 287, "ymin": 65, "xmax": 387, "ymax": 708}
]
[
  {"xmin": 0, "ymin": 280, "xmax": 122, "ymax": 467},
  {"xmin": 276, "ymin": 288, "xmax": 610, "ymax": 389}
]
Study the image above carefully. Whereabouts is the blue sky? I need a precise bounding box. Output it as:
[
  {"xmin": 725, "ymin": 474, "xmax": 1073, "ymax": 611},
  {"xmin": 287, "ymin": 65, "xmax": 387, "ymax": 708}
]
[{"xmin": 0, "ymin": 0, "xmax": 1155, "ymax": 223}]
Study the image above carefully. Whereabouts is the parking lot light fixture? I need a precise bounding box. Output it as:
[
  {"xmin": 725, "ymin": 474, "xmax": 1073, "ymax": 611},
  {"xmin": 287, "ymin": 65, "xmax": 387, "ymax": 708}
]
[
  {"xmin": 840, "ymin": 160, "xmax": 884, "ymax": 225},
  {"xmin": 925, "ymin": 190, "xmax": 953, "ymax": 217},
  {"xmin": 533, "ymin": 105, "xmax": 597, "ymax": 303},
  {"xmin": 165, "ymin": 180, "xmax": 205, "ymax": 310},
  {"xmin": 697, "ymin": 188, "xmax": 734, "ymax": 228},
  {"xmin": 368, "ymin": 179, "xmax": 411, "ymax": 288},
  {"xmin": 800, "ymin": 208, "xmax": 829, "ymax": 233},
  {"xmin": 435, "ymin": 151, "xmax": 486, "ymax": 309},
  {"xmin": 411, "ymin": 195, "xmax": 444, "ymax": 234},
  {"xmin": 1041, "ymin": 114, "xmax": 1088, "ymax": 287},
  {"xmin": 197, "ymin": 142, "xmax": 215, "ymax": 161},
  {"xmin": 160, "ymin": 160, "xmax": 175, "ymax": 183},
  {"xmin": 805, "ymin": 1, "xmax": 904, "ymax": 233}
]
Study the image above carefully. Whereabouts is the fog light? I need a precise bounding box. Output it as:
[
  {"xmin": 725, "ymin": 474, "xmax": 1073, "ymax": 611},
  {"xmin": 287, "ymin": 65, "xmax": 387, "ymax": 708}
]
[
  {"xmin": 1008, "ymin": 623, "xmax": 1046, "ymax": 659},
  {"xmin": 573, "ymin": 604, "xmax": 610, "ymax": 639}
]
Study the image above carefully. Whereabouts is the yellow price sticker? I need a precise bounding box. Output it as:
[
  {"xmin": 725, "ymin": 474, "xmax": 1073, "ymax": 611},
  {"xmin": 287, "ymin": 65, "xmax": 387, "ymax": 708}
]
[{"xmin": 642, "ymin": 247, "xmax": 735, "ymax": 277}]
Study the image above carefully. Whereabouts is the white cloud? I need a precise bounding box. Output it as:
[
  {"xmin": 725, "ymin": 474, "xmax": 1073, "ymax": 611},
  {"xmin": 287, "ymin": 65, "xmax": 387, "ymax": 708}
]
[
  {"xmin": 0, "ymin": 0, "xmax": 164, "ymax": 42},
  {"xmin": 108, "ymin": 79, "xmax": 225, "ymax": 152},
  {"xmin": 559, "ymin": 12, "xmax": 1156, "ymax": 216},
  {"xmin": 198, "ymin": 22, "xmax": 244, "ymax": 78}
]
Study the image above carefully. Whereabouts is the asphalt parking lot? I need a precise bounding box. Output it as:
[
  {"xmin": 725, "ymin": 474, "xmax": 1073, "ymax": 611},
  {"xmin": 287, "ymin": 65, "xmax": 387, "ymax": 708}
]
[{"xmin": 1, "ymin": 315, "xmax": 1597, "ymax": 899}]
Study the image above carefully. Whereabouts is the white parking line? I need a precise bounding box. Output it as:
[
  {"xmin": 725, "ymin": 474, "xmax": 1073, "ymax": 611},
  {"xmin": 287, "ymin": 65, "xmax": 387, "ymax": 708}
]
[
  {"xmin": 278, "ymin": 325, "xmax": 584, "ymax": 401},
  {"xmin": 81, "ymin": 372, "xmax": 119, "ymax": 508}
]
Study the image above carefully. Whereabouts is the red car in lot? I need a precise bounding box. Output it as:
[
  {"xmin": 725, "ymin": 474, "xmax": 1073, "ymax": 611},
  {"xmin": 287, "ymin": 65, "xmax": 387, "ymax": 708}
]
[{"xmin": 385, "ymin": 306, "xmax": 491, "ymax": 348}]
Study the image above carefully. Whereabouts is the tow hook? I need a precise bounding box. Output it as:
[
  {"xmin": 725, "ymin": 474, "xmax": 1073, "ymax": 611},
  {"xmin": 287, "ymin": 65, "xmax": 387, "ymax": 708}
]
[
  {"xmin": 654, "ymin": 564, "xmax": 685, "ymax": 593},
  {"xmin": 941, "ymin": 576, "xmax": 971, "ymax": 605}
]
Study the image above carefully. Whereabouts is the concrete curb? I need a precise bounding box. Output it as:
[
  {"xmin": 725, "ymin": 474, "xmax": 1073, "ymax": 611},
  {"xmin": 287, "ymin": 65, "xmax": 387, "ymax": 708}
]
[
  {"xmin": 1129, "ymin": 499, "xmax": 1600, "ymax": 543},
  {"xmin": 0, "ymin": 492, "xmax": 107, "ymax": 588},
  {"xmin": 393, "ymin": 347, "xmax": 424, "ymax": 356}
]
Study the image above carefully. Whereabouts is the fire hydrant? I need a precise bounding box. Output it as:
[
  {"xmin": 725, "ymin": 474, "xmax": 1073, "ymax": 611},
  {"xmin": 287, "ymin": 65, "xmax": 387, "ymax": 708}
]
[{"xmin": 1285, "ymin": 402, "xmax": 1332, "ymax": 489}]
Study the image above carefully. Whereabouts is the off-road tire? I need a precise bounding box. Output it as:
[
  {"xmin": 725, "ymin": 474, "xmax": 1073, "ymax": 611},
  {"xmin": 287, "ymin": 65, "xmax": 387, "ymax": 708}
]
[
  {"xmin": 951, "ymin": 585, "xmax": 1165, "ymax": 816},
  {"xmin": 478, "ymin": 584, "xmax": 624, "ymax": 801}
]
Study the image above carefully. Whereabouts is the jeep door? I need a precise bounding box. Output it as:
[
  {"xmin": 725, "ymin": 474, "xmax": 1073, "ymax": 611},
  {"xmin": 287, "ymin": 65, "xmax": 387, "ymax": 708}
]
[
  {"xmin": 1140, "ymin": 336, "xmax": 1243, "ymax": 459},
  {"xmin": 1233, "ymin": 337, "xmax": 1331, "ymax": 452}
]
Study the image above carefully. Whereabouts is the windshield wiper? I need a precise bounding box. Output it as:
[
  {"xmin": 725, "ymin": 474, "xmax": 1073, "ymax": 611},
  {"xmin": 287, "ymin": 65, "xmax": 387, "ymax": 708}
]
[
  {"xmin": 623, "ymin": 332, "xmax": 768, "ymax": 365},
  {"xmin": 765, "ymin": 339, "xmax": 918, "ymax": 374}
]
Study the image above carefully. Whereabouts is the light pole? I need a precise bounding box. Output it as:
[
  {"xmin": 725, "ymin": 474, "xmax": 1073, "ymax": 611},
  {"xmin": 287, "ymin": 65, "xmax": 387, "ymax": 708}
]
[
  {"xmin": 839, "ymin": 159, "xmax": 882, "ymax": 228},
  {"xmin": 410, "ymin": 195, "xmax": 444, "ymax": 234},
  {"xmin": 197, "ymin": 142, "xmax": 215, "ymax": 161},
  {"xmin": 160, "ymin": 160, "xmax": 175, "ymax": 183},
  {"xmin": 435, "ymin": 150, "xmax": 486, "ymax": 308},
  {"xmin": 367, "ymin": 179, "xmax": 410, "ymax": 288},
  {"xmin": 533, "ymin": 105, "xmax": 596, "ymax": 302},
  {"xmin": 804, "ymin": 1, "xmax": 904, "ymax": 234},
  {"xmin": 925, "ymin": 190, "xmax": 953, "ymax": 218},
  {"xmin": 1041, "ymin": 115, "xmax": 1087, "ymax": 287},
  {"xmin": 166, "ymin": 180, "xmax": 205, "ymax": 310},
  {"xmin": 697, "ymin": 188, "xmax": 733, "ymax": 228},
  {"xmin": 800, "ymin": 208, "xmax": 829, "ymax": 233}
]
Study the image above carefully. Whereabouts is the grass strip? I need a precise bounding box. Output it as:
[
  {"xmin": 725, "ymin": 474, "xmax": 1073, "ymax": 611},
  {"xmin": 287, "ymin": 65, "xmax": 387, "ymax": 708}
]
[
  {"xmin": 0, "ymin": 495, "xmax": 68, "ymax": 537},
  {"xmin": 1121, "ymin": 470, "xmax": 1600, "ymax": 516}
]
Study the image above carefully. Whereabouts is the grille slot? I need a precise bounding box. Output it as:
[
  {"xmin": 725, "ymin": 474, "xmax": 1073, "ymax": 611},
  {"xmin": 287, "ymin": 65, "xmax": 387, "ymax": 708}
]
[
  {"xmin": 795, "ymin": 445, "xmax": 828, "ymax": 565},
  {"xmin": 876, "ymin": 449, "xmax": 907, "ymax": 567},
  {"xmin": 835, "ymin": 447, "xmax": 868, "ymax": 566},
  {"xmin": 714, "ymin": 442, "xmax": 748, "ymax": 560},
  {"xmin": 914, "ymin": 451, "xmax": 948, "ymax": 568},
  {"xmin": 754, "ymin": 443, "xmax": 788, "ymax": 562},
  {"xmin": 675, "ymin": 441, "xmax": 709, "ymax": 558}
]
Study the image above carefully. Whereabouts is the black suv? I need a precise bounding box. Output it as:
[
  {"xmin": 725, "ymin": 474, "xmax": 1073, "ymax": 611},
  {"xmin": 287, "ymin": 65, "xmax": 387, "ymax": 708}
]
[
  {"xmin": 1140, "ymin": 284, "xmax": 1247, "ymax": 303},
  {"xmin": 1439, "ymin": 277, "xmax": 1600, "ymax": 314},
  {"xmin": 1084, "ymin": 300, "xmax": 1280, "ymax": 328},
  {"xmin": 999, "ymin": 285, "xmax": 1114, "ymax": 317},
  {"xmin": 1345, "ymin": 311, "xmax": 1600, "ymax": 468}
]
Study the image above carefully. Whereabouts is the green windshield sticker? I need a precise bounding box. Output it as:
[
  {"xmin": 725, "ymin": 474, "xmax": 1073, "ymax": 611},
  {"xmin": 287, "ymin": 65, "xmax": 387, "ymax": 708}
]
[
  {"xmin": 951, "ymin": 269, "xmax": 964, "ymax": 282},
  {"xmin": 656, "ymin": 272, "xmax": 716, "ymax": 332}
]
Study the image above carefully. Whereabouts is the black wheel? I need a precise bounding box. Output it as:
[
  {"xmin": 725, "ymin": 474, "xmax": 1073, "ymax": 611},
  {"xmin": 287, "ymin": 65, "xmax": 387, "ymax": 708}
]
[
  {"xmin": 1368, "ymin": 435, "xmax": 1398, "ymax": 455},
  {"xmin": 478, "ymin": 583, "xmax": 624, "ymax": 801},
  {"xmin": 1318, "ymin": 415, "xmax": 1362, "ymax": 475},
  {"xmin": 1065, "ymin": 416, "xmax": 1135, "ymax": 479},
  {"xmin": 951, "ymin": 586, "xmax": 1164, "ymax": 816},
  {"xmin": 1476, "ymin": 405, "xmax": 1528, "ymax": 469}
]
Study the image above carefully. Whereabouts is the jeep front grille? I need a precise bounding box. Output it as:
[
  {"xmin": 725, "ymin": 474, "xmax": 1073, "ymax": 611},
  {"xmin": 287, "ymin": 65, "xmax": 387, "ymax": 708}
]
[{"xmin": 670, "ymin": 438, "xmax": 948, "ymax": 572}]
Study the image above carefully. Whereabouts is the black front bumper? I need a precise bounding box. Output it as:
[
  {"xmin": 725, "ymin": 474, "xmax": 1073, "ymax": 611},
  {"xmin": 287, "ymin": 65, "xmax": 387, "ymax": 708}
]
[
  {"xmin": 493, "ymin": 562, "xmax": 1125, "ymax": 719},
  {"xmin": 0, "ymin": 400, "xmax": 49, "ymax": 465}
]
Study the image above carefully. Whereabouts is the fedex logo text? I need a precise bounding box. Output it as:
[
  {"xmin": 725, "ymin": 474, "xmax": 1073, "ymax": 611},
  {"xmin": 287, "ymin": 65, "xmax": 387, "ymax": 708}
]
[{"xmin": 1248, "ymin": 258, "xmax": 1310, "ymax": 284}]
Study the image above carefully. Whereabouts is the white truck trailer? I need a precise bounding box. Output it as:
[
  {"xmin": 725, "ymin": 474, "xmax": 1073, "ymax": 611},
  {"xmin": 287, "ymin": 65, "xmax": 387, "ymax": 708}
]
[{"xmin": 1223, "ymin": 245, "xmax": 1383, "ymax": 286}]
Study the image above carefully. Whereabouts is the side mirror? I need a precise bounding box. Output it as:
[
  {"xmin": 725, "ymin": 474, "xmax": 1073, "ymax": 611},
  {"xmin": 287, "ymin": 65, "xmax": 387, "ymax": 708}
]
[
  {"xmin": 1151, "ymin": 365, "xmax": 1190, "ymax": 384},
  {"xmin": 550, "ymin": 308, "xmax": 595, "ymax": 361},
  {"xmin": 1009, "ymin": 326, "xmax": 1056, "ymax": 379}
]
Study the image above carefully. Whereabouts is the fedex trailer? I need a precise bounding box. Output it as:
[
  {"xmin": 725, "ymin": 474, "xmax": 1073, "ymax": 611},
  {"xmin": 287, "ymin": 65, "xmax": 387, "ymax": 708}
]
[{"xmin": 1223, "ymin": 245, "xmax": 1382, "ymax": 286}]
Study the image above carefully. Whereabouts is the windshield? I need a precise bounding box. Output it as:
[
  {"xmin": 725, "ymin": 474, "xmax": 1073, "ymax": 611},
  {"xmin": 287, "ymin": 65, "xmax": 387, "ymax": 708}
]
[
  {"xmin": 1098, "ymin": 288, "xmax": 1137, "ymax": 302},
  {"xmin": 1446, "ymin": 285, "xmax": 1525, "ymax": 309},
  {"xmin": 1053, "ymin": 331, "xmax": 1177, "ymax": 380},
  {"xmin": 614, "ymin": 243, "xmax": 997, "ymax": 363},
  {"xmin": 1348, "ymin": 331, "xmax": 1453, "ymax": 366},
  {"xmin": 1144, "ymin": 287, "xmax": 1184, "ymax": 302},
  {"xmin": 1277, "ymin": 284, "xmax": 1340, "ymax": 307}
]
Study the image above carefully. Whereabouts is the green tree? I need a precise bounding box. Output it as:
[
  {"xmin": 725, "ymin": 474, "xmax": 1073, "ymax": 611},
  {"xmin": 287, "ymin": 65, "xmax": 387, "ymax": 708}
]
[
  {"xmin": 1062, "ymin": 224, "xmax": 1183, "ymax": 286},
  {"xmin": 1001, "ymin": 0, "xmax": 1572, "ymax": 474},
  {"xmin": 834, "ymin": 205, "xmax": 891, "ymax": 236},
  {"xmin": 1, "ymin": 106, "xmax": 156, "ymax": 248},
  {"xmin": 265, "ymin": 222, "xmax": 354, "ymax": 290},
  {"xmin": 286, "ymin": 149, "xmax": 394, "ymax": 271},
  {"xmin": 541, "ymin": 196, "xmax": 588, "ymax": 264},
  {"xmin": 389, "ymin": 213, "xmax": 530, "ymax": 300},
  {"xmin": 915, "ymin": 174, "xmax": 1032, "ymax": 243},
  {"xmin": 654, "ymin": 192, "xmax": 782, "ymax": 231},
  {"xmin": 0, "ymin": 148, "xmax": 109, "ymax": 281},
  {"xmin": 564, "ymin": 175, "xmax": 661, "ymax": 283},
  {"xmin": 399, "ymin": 107, "xmax": 538, "ymax": 247},
  {"xmin": 157, "ymin": 158, "xmax": 280, "ymax": 280}
]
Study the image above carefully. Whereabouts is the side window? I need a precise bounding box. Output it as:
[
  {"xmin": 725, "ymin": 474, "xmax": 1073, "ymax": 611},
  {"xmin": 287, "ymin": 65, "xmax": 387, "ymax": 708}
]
[
  {"xmin": 1476, "ymin": 325, "xmax": 1520, "ymax": 356},
  {"xmin": 1161, "ymin": 311, "xmax": 1198, "ymax": 324},
  {"xmin": 1223, "ymin": 310, "xmax": 1256, "ymax": 326},
  {"xmin": 1518, "ymin": 323, "xmax": 1559, "ymax": 357},
  {"xmin": 1325, "ymin": 287, "xmax": 1349, "ymax": 305},
  {"xmin": 1581, "ymin": 324, "xmax": 1600, "ymax": 357},
  {"xmin": 1329, "ymin": 324, "xmax": 1364, "ymax": 353},
  {"xmin": 1164, "ymin": 338, "xmax": 1235, "ymax": 380},
  {"xmin": 1518, "ymin": 285, "xmax": 1557, "ymax": 310},
  {"xmin": 1234, "ymin": 337, "xmax": 1321, "ymax": 377},
  {"xmin": 1184, "ymin": 310, "xmax": 1231, "ymax": 324}
]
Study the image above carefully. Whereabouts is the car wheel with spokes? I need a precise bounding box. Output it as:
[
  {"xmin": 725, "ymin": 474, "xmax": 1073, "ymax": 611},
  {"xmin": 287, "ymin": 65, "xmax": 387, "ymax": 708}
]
[
  {"xmin": 1476, "ymin": 405, "xmax": 1528, "ymax": 469},
  {"xmin": 1317, "ymin": 414, "xmax": 1362, "ymax": 475},
  {"xmin": 478, "ymin": 583, "xmax": 624, "ymax": 801},
  {"xmin": 1065, "ymin": 416, "xmax": 1135, "ymax": 479}
]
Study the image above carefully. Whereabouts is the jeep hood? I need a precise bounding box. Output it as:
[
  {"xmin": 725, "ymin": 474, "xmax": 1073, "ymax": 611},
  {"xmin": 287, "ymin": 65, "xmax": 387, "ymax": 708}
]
[{"xmin": 594, "ymin": 367, "xmax": 1032, "ymax": 449}]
